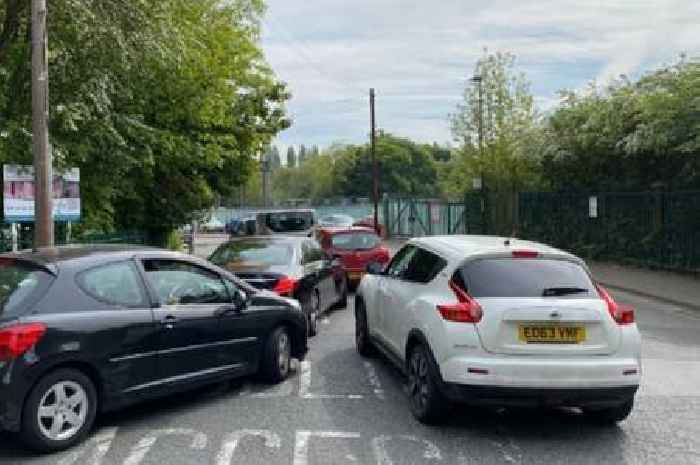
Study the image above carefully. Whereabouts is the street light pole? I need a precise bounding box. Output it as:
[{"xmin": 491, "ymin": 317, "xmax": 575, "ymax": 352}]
[
  {"xmin": 370, "ymin": 88, "xmax": 379, "ymax": 235},
  {"xmin": 31, "ymin": 0, "xmax": 53, "ymax": 248}
]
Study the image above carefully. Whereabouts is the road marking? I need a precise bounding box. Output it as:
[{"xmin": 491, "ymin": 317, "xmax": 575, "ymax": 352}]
[
  {"xmin": 293, "ymin": 431, "xmax": 361, "ymax": 465},
  {"xmin": 363, "ymin": 361, "xmax": 385, "ymax": 399},
  {"xmin": 122, "ymin": 428, "xmax": 207, "ymax": 465},
  {"xmin": 299, "ymin": 361, "xmax": 364, "ymax": 399},
  {"xmin": 56, "ymin": 427, "xmax": 118, "ymax": 465},
  {"xmin": 321, "ymin": 317, "xmax": 331, "ymax": 325},
  {"xmin": 371, "ymin": 435, "xmax": 443, "ymax": 465},
  {"xmin": 215, "ymin": 429, "xmax": 281, "ymax": 465}
]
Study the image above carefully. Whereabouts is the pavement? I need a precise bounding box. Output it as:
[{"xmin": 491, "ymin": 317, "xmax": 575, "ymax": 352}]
[{"xmin": 0, "ymin": 234, "xmax": 698, "ymax": 465}]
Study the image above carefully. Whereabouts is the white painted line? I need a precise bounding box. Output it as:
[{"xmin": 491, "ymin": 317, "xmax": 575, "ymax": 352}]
[
  {"xmin": 56, "ymin": 427, "xmax": 118, "ymax": 465},
  {"xmin": 299, "ymin": 361, "xmax": 364, "ymax": 399},
  {"xmin": 293, "ymin": 431, "xmax": 361, "ymax": 465},
  {"xmin": 372, "ymin": 435, "xmax": 443, "ymax": 465},
  {"xmin": 216, "ymin": 430, "xmax": 281, "ymax": 465},
  {"xmin": 122, "ymin": 428, "xmax": 207, "ymax": 465},
  {"xmin": 363, "ymin": 361, "xmax": 385, "ymax": 400},
  {"xmin": 321, "ymin": 317, "xmax": 331, "ymax": 325},
  {"xmin": 251, "ymin": 377, "xmax": 296, "ymax": 397}
]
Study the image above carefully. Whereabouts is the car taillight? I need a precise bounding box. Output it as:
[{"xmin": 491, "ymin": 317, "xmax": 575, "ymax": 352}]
[
  {"xmin": 512, "ymin": 250, "xmax": 539, "ymax": 258},
  {"xmin": 0, "ymin": 323, "xmax": 47, "ymax": 361},
  {"xmin": 596, "ymin": 285, "xmax": 635, "ymax": 325},
  {"xmin": 273, "ymin": 277, "xmax": 298, "ymax": 297},
  {"xmin": 437, "ymin": 281, "xmax": 483, "ymax": 323}
]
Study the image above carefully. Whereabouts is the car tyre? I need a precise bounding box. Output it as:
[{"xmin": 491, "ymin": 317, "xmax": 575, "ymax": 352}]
[
  {"xmin": 306, "ymin": 289, "xmax": 321, "ymax": 337},
  {"xmin": 355, "ymin": 300, "xmax": 375, "ymax": 357},
  {"xmin": 260, "ymin": 326, "xmax": 292, "ymax": 384},
  {"xmin": 20, "ymin": 368, "xmax": 97, "ymax": 453},
  {"xmin": 332, "ymin": 277, "xmax": 348, "ymax": 310},
  {"xmin": 407, "ymin": 344, "xmax": 447, "ymax": 424},
  {"xmin": 585, "ymin": 399, "xmax": 634, "ymax": 425}
]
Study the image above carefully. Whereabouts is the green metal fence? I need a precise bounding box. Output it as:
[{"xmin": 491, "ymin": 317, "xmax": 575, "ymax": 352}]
[
  {"xmin": 384, "ymin": 191, "xmax": 700, "ymax": 273},
  {"xmin": 0, "ymin": 228, "xmax": 147, "ymax": 253}
]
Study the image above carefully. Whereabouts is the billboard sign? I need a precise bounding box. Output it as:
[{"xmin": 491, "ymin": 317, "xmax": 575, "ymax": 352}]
[{"xmin": 3, "ymin": 165, "xmax": 81, "ymax": 222}]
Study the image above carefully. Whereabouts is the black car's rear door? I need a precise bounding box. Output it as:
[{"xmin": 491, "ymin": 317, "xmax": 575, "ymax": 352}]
[{"xmin": 139, "ymin": 258, "xmax": 247, "ymax": 383}]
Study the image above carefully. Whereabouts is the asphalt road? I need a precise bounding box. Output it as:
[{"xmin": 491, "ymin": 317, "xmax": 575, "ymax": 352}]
[{"xmin": 1, "ymin": 239, "xmax": 699, "ymax": 465}]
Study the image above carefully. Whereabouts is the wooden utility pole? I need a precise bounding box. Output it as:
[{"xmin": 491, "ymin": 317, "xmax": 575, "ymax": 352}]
[
  {"xmin": 370, "ymin": 88, "xmax": 379, "ymax": 235},
  {"xmin": 32, "ymin": 0, "xmax": 53, "ymax": 247}
]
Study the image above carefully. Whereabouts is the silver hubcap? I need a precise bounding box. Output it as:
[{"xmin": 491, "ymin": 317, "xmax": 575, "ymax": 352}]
[
  {"xmin": 38, "ymin": 381, "xmax": 88, "ymax": 441},
  {"xmin": 278, "ymin": 332, "xmax": 290, "ymax": 375},
  {"xmin": 408, "ymin": 352, "xmax": 429, "ymax": 411}
]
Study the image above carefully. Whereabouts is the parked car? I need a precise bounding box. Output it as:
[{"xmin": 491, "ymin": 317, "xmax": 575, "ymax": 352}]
[
  {"xmin": 316, "ymin": 226, "xmax": 390, "ymax": 288},
  {"xmin": 256, "ymin": 209, "xmax": 317, "ymax": 236},
  {"xmin": 353, "ymin": 215, "xmax": 385, "ymax": 238},
  {"xmin": 318, "ymin": 214, "xmax": 355, "ymax": 228},
  {"xmin": 355, "ymin": 235, "xmax": 641, "ymax": 424},
  {"xmin": 0, "ymin": 246, "xmax": 307, "ymax": 452},
  {"xmin": 209, "ymin": 236, "xmax": 348, "ymax": 336},
  {"xmin": 225, "ymin": 216, "xmax": 257, "ymax": 236}
]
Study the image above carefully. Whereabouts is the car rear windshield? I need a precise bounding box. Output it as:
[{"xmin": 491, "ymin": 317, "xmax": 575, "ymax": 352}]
[
  {"xmin": 263, "ymin": 211, "xmax": 314, "ymax": 232},
  {"xmin": 457, "ymin": 258, "xmax": 596, "ymax": 298},
  {"xmin": 210, "ymin": 241, "xmax": 294, "ymax": 267},
  {"xmin": 0, "ymin": 259, "xmax": 55, "ymax": 317},
  {"xmin": 331, "ymin": 232, "xmax": 380, "ymax": 250}
]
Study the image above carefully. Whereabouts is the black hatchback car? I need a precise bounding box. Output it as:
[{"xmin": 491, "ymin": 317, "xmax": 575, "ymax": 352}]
[
  {"xmin": 209, "ymin": 236, "xmax": 348, "ymax": 337},
  {"xmin": 0, "ymin": 246, "xmax": 307, "ymax": 452}
]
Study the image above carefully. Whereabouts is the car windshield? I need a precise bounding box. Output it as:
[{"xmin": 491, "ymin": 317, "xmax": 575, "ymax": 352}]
[
  {"xmin": 210, "ymin": 241, "xmax": 294, "ymax": 267},
  {"xmin": 331, "ymin": 232, "xmax": 380, "ymax": 250},
  {"xmin": 263, "ymin": 212, "xmax": 314, "ymax": 232},
  {"xmin": 0, "ymin": 260, "xmax": 54, "ymax": 317},
  {"xmin": 458, "ymin": 259, "xmax": 596, "ymax": 299}
]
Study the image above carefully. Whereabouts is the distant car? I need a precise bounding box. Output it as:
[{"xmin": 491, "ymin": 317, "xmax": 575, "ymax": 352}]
[
  {"xmin": 202, "ymin": 217, "xmax": 225, "ymax": 232},
  {"xmin": 355, "ymin": 236, "xmax": 641, "ymax": 425},
  {"xmin": 225, "ymin": 216, "xmax": 257, "ymax": 236},
  {"xmin": 209, "ymin": 236, "xmax": 347, "ymax": 337},
  {"xmin": 318, "ymin": 214, "xmax": 355, "ymax": 228},
  {"xmin": 316, "ymin": 227, "xmax": 390, "ymax": 287},
  {"xmin": 353, "ymin": 215, "xmax": 385, "ymax": 238},
  {"xmin": 256, "ymin": 209, "xmax": 317, "ymax": 236},
  {"xmin": 0, "ymin": 246, "xmax": 307, "ymax": 452}
]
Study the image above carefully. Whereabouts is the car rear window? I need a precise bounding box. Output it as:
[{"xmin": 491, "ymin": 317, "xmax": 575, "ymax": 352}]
[
  {"xmin": 263, "ymin": 211, "xmax": 314, "ymax": 232},
  {"xmin": 210, "ymin": 241, "xmax": 294, "ymax": 267},
  {"xmin": 457, "ymin": 258, "xmax": 596, "ymax": 298},
  {"xmin": 331, "ymin": 232, "xmax": 380, "ymax": 250},
  {"xmin": 0, "ymin": 259, "xmax": 54, "ymax": 317}
]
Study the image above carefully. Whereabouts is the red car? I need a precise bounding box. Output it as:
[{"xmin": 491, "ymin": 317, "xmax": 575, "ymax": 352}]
[{"xmin": 317, "ymin": 227, "xmax": 390, "ymax": 286}]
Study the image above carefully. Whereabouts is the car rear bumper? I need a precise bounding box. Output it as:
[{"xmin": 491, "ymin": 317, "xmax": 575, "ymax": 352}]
[
  {"xmin": 441, "ymin": 383, "xmax": 638, "ymax": 408},
  {"xmin": 440, "ymin": 355, "xmax": 642, "ymax": 389}
]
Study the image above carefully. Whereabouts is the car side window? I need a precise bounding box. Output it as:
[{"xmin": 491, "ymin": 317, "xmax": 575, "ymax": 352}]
[
  {"xmin": 77, "ymin": 261, "xmax": 147, "ymax": 307},
  {"xmin": 385, "ymin": 245, "xmax": 417, "ymax": 278},
  {"xmin": 401, "ymin": 248, "xmax": 447, "ymax": 284},
  {"xmin": 142, "ymin": 259, "xmax": 229, "ymax": 306}
]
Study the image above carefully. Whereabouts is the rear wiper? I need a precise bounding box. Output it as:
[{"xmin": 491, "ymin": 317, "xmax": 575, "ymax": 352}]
[{"xmin": 542, "ymin": 287, "xmax": 589, "ymax": 297}]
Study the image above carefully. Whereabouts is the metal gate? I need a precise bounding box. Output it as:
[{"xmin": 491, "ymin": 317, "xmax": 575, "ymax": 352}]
[{"xmin": 384, "ymin": 197, "xmax": 473, "ymax": 237}]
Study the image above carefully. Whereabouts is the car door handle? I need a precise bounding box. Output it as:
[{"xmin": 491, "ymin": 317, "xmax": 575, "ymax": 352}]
[{"xmin": 161, "ymin": 315, "xmax": 178, "ymax": 329}]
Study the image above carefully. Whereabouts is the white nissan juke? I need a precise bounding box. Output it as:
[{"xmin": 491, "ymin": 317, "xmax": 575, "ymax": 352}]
[{"xmin": 355, "ymin": 236, "xmax": 641, "ymax": 424}]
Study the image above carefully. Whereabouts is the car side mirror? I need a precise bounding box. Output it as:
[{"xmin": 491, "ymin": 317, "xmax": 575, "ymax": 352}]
[
  {"xmin": 366, "ymin": 262, "xmax": 384, "ymax": 275},
  {"xmin": 232, "ymin": 289, "xmax": 249, "ymax": 312}
]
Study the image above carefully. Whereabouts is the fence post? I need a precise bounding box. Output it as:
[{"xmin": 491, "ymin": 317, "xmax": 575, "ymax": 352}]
[{"xmin": 383, "ymin": 196, "xmax": 391, "ymax": 238}]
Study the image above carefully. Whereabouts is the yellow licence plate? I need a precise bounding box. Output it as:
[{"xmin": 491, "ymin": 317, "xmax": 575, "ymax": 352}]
[
  {"xmin": 518, "ymin": 325, "xmax": 586, "ymax": 344},
  {"xmin": 348, "ymin": 272, "xmax": 364, "ymax": 281}
]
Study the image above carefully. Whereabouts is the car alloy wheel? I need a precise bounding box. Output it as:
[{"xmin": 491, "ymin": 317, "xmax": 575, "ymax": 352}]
[
  {"xmin": 407, "ymin": 350, "xmax": 430, "ymax": 414},
  {"xmin": 37, "ymin": 381, "xmax": 88, "ymax": 442},
  {"xmin": 278, "ymin": 330, "xmax": 291, "ymax": 377}
]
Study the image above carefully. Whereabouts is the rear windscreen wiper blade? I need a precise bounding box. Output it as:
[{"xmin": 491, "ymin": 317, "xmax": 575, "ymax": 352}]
[{"xmin": 542, "ymin": 287, "xmax": 590, "ymax": 297}]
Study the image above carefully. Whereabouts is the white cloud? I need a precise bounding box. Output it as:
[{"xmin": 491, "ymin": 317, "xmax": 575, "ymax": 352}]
[{"xmin": 261, "ymin": 0, "xmax": 700, "ymax": 149}]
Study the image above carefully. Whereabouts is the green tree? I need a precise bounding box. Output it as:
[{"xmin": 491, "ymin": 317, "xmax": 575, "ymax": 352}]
[
  {"xmin": 298, "ymin": 144, "xmax": 307, "ymax": 165},
  {"xmin": 286, "ymin": 146, "xmax": 296, "ymax": 167},
  {"xmin": 447, "ymin": 51, "xmax": 542, "ymax": 196}
]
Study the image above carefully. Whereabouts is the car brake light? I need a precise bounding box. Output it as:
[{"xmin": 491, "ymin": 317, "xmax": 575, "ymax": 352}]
[
  {"xmin": 0, "ymin": 323, "xmax": 47, "ymax": 361},
  {"xmin": 512, "ymin": 250, "xmax": 539, "ymax": 258},
  {"xmin": 273, "ymin": 277, "xmax": 298, "ymax": 297},
  {"xmin": 596, "ymin": 285, "xmax": 635, "ymax": 325},
  {"xmin": 437, "ymin": 281, "xmax": 483, "ymax": 323}
]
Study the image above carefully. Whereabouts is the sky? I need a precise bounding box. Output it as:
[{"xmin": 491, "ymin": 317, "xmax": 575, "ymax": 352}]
[{"xmin": 261, "ymin": 0, "xmax": 699, "ymax": 153}]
